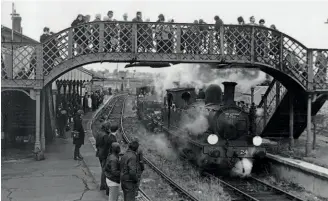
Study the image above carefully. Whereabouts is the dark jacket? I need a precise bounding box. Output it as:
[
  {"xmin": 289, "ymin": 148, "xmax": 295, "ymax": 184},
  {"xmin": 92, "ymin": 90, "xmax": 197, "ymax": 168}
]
[
  {"xmin": 71, "ymin": 19, "xmax": 85, "ymax": 37},
  {"xmin": 136, "ymin": 149, "xmax": 145, "ymax": 176},
  {"xmin": 104, "ymin": 153, "xmax": 120, "ymax": 183},
  {"xmin": 214, "ymin": 19, "xmax": 224, "ymax": 31},
  {"xmin": 96, "ymin": 133, "xmax": 117, "ymax": 160},
  {"xmin": 73, "ymin": 115, "xmax": 85, "ymax": 145},
  {"xmin": 120, "ymin": 149, "xmax": 138, "ymax": 183}
]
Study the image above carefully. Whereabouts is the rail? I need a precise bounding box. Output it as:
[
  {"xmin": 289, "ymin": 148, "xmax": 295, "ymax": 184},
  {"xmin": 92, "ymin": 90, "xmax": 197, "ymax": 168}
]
[{"xmin": 203, "ymin": 172, "xmax": 305, "ymax": 201}]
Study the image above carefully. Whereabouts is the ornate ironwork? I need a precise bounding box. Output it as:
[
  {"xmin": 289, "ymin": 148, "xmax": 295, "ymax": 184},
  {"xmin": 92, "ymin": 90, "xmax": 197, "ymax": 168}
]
[{"xmin": 1, "ymin": 22, "xmax": 327, "ymax": 91}]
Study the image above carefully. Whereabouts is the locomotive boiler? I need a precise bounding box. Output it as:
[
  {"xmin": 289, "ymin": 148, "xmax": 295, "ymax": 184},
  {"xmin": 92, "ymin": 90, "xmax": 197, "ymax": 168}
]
[{"xmin": 137, "ymin": 82, "xmax": 266, "ymax": 173}]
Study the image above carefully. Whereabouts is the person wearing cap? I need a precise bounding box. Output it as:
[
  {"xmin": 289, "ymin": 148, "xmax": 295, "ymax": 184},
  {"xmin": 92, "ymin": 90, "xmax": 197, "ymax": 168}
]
[
  {"xmin": 120, "ymin": 137, "xmax": 139, "ymax": 201},
  {"xmin": 132, "ymin": 11, "xmax": 143, "ymax": 22},
  {"xmin": 73, "ymin": 110, "xmax": 85, "ymax": 160},
  {"xmin": 104, "ymin": 142, "xmax": 121, "ymax": 201}
]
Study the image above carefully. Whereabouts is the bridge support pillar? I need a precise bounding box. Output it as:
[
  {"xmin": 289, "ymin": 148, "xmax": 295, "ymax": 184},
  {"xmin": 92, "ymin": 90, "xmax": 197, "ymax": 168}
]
[
  {"xmin": 289, "ymin": 93, "xmax": 294, "ymax": 150},
  {"xmin": 306, "ymin": 93, "xmax": 312, "ymax": 156},
  {"xmin": 34, "ymin": 89, "xmax": 45, "ymax": 160},
  {"xmin": 41, "ymin": 89, "xmax": 46, "ymax": 152}
]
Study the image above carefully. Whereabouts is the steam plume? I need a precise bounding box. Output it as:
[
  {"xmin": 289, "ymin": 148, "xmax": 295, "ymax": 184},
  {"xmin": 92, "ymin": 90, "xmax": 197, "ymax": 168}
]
[
  {"xmin": 231, "ymin": 158, "xmax": 253, "ymax": 178},
  {"xmin": 152, "ymin": 64, "xmax": 267, "ymax": 101}
]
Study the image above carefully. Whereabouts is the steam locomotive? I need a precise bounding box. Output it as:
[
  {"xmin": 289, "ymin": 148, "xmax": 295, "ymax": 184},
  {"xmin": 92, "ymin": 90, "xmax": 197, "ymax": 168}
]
[{"xmin": 137, "ymin": 82, "xmax": 266, "ymax": 172}]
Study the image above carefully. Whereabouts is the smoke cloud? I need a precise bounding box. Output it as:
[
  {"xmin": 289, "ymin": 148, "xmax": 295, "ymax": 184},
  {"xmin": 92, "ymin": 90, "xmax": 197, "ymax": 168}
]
[
  {"xmin": 152, "ymin": 64, "xmax": 267, "ymax": 101},
  {"xmin": 180, "ymin": 102, "xmax": 210, "ymax": 136},
  {"xmin": 231, "ymin": 158, "xmax": 254, "ymax": 178},
  {"xmin": 146, "ymin": 133, "xmax": 178, "ymax": 159}
]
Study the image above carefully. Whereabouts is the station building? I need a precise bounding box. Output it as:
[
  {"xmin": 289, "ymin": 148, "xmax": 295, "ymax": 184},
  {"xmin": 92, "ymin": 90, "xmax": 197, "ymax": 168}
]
[{"xmin": 1, "ymin": 13, "xmax": 98, "ymax": 157}]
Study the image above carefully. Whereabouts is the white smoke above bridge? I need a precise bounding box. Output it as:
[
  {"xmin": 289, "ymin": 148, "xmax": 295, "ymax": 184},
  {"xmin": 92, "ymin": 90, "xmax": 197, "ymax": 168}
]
[{"xmin": 152, "ymin": 64, "xmax": 267, "ymax": 101}]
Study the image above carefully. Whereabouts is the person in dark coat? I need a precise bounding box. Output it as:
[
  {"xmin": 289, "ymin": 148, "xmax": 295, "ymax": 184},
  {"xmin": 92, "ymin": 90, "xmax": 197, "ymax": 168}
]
[
  {"xmin": 83, "ymin": 93, "xmax": 88, "ymax": 113},
  {"xmin": 104, "ymin": 142, "xmax": 121, "ymax": 201},
  {"xmin": 135, "ymin": 146, "xmax": 145, "ymax": 198},
  {"xmin": 56, "ymin": 106, "xmax": 67, "ymax": 138},
  {"xmin": 120, "ymin": 137, "xmax": 139, "ymax": 201},
  {"xmin": 96, "ymin": 122, "xmax": 118, "ymax": 192},
  {"xmin": 40, "ymin": 27, "xmax": 53, "ymax": 73},
  {"xmin": 73, "ymin": 110, "xmax": 85, "ymax": 160},
  {"xmin": 91, "ymin": 92, "xmax": 96, "ymax": 111}
]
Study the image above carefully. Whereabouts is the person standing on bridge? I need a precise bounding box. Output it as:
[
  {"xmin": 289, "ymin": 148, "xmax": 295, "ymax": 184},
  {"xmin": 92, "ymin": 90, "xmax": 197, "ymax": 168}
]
[
  {"xmin": 214, "ymin": 15, "xmax": 224, "ymax": 53},
  {"xmin": 236, "ymin": 16, "xmax": 247, "ymax": 56},
  {"xmin": 132, "ymin": 12, "xmax": 145, "ymax": 52},
  {"xmin": 72, "ymin": 110, "xmax": 85, "ymax": 160},
  {"xmin": 104, "ymin": 142, "xmax": 121, "ymax": 201},
  {"xmin": 120, "ymin": 13, "xmax": 132, "ymax": 52},
  {"xmin": 71, "ymin": 14, "xmax": 87, "ymax": 55},
  {"xmin": 120, "ymin": 138, "xmax": 139, "ymax": 201}
]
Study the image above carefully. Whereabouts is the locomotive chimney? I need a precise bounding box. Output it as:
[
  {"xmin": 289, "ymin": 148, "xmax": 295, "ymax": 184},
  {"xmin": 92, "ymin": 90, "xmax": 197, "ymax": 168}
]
[{"xmin": 222, "ymin": 82, "xmax": 237, "ymax": 105}]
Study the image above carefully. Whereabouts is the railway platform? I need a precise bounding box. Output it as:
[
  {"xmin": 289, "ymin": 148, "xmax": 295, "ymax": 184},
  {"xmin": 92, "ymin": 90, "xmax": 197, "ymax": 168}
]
[
  {"xmin": 267, "ymin": 144, "xmax": 328, "ymax": 198},
  {"xmin": 1, "ymin": 134, "xmax": 107, "ymax": 201}
]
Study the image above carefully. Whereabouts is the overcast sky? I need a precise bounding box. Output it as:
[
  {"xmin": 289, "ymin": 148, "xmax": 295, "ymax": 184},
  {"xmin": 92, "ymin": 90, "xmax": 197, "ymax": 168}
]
[{"xmin": 1, "ymin": 0, "xmax": 328, "ymax": 73}]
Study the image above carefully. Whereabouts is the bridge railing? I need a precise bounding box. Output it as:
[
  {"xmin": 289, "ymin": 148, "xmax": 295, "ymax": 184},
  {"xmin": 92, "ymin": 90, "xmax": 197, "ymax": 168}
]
[
  {"xmin": 1, "ymin": 22, "xmax": 327, "ymax": 91},
  {"xmin": 1, "ymin": 42, "xmax": 43, "ymax": 81}
]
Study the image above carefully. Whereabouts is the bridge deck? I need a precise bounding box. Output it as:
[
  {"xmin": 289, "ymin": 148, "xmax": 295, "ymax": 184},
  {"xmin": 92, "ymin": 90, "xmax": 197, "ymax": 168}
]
[{"xmin": 1, "ymin": 22, "xmax": 327, "ymax": 91}]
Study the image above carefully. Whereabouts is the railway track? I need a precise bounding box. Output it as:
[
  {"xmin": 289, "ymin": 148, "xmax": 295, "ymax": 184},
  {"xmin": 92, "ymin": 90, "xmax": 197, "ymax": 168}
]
[
  {"xmin": 118, "ymin": 95, "xmax": 200, "ymax": 201},
  {"xmin": 207, "ymin": 174, "xmax": 306, "ymax": 201}
]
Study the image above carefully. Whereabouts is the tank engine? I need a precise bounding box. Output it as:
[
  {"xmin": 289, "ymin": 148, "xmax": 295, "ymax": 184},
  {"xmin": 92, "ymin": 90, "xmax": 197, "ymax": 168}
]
[{"xmin": 137, "ymin": 82, "xmax": 266, "ymax": 174}]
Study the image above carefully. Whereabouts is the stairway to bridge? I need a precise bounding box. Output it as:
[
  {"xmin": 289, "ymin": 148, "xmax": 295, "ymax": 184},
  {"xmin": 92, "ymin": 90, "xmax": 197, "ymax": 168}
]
[{"xmin": 257, "ymin": 79, "xmax": 327, "ymax": 139}]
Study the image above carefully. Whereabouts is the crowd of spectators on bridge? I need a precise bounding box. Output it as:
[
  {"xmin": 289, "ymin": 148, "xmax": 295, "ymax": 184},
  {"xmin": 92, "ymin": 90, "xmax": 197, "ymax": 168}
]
[
  {"xmin": 35, "ymin": 11, "xmax": 326, "ymax": 80},
  {"xmin": 63, "ymin": 11, "xmax": 283, "ymax": 57}
]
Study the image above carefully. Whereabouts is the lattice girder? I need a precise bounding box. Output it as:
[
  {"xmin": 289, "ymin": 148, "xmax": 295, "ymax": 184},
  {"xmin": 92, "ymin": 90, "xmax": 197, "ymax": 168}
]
[{"xmin": 1, "ymin": 22, "xmax": 328, "ymax": 91}]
